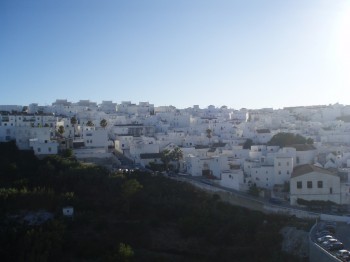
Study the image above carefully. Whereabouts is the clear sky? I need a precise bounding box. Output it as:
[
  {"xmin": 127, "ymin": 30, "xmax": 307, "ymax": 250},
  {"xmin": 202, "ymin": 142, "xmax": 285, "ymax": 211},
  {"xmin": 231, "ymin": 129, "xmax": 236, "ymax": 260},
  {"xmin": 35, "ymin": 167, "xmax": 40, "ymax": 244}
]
[{"xmin": 1, "ymin": 0, "xmax": 349, "ymax": 109}]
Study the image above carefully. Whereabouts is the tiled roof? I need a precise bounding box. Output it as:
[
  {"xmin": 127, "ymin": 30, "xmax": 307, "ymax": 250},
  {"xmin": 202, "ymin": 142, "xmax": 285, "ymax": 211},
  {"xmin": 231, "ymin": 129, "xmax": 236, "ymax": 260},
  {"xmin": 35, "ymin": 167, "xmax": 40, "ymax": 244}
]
[{"xmin": 291, "ymin": 164, "xmax": 336, "ymax": 178}]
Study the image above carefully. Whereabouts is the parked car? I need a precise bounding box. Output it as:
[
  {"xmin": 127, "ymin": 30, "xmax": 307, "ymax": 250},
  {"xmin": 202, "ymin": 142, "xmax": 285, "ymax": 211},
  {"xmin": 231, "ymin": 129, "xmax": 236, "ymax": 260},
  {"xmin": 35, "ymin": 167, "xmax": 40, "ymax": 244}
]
[
  {"xmin": 341, "ymin": 256, "xmax": 350, "ymax": 262},
  {"xmin": 336, "ymin": 250, "xmax": 350, "ymax": 260},
  {"xmin": 322, "ymin": 238, "xmax": 338, "ymax": 247},
  {"xmin": 328, "ymin": 242, "xmax": 344, "ymax": 251},
  {"xmin": 317, "ymin": 235, "xmax": 333, "ymax": 243}
]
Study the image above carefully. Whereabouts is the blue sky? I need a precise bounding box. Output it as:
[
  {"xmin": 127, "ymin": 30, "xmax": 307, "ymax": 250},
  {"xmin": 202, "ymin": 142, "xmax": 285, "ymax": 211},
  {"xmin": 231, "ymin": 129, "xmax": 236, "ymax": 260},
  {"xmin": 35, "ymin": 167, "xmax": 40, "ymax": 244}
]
[{"xmin": 1, "ymin": 0, "xmax": 349, "ymax": 109}]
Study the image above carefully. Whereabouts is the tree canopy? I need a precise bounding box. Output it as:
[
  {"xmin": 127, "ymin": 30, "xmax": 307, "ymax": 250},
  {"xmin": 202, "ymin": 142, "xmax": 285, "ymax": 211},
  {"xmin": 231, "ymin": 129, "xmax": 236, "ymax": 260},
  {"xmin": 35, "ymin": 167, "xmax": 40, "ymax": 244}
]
[
  {"xmin": 86, "ymin": 120, "xmax": 94, "ymax": 127},
  {"xmin": 160, "ymin": 147, "xmax": 183, "ymax": 171},
  {"xmin": 100, "ymin": 119, "xmax": 108, "ymax": 128},
  {"xmin": 58, "ymin": 125, "xmax": 65, "ymax": 135},
  {"xmin": 267, "ymin": 132, "xmax": 313, "ymax": 147},
  {"xmin": 70, "ymin": 116, "xmax": 77, "ymax": 126},
  {"xmin": 243, "ymin": 139, "xmax": 253, "ymax": 149}
]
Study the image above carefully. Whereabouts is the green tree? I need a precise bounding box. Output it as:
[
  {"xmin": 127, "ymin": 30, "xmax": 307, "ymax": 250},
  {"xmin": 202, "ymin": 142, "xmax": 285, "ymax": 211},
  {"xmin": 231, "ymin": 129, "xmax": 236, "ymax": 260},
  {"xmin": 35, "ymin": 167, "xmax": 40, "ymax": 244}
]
[
  {"xmin": 206, "ymin": 128, "xmax": 212, "ymax": 145},
  {"xmin": 306, "ymin": 137, "xmax": 314, "ymax": 144},
  {"xmin": 70, "ymin": 116, "xmax": 77, "ymax": 126},
  {"xmin": 243, "ymin": 138, "xmax": 253, "ymax": 149},
  {"xmin": 57, "ymin": 126, "xmax": 65, "ymax": 136},
  {"xmin": 70, "ymin": 116, "xmax": 77, "ymax": 139},
  {"xmin": 86, "ymin": 120, "xmax": 94, "ymax": 127},
  {"xmin": 118, "ymin": 243, "xmax": 134, "ymax": 262},
  {"xmin": 100, "ymin": 119, "xmax": 108, "ymax": 128},
  {"xmin": 248, "ymin": 184, "xmax": 260, "ymax": 197},
  {"xmin": 61, "ymin": 149, "xmax": 73, "ymax": 158},
  {"xmin": 171, "ymin": 147, "xmax": 183, "ymax": 172},
  {"xmin": 160, "ymin": 149, "xmax": 172, "ymax": 171},
  {"xmin": 267, "ymin": 132, "xmax": 312, "ymax": 147},
  {"xmin": 121, "ymin": 179, "xmax": 143, "ymax": 215}
]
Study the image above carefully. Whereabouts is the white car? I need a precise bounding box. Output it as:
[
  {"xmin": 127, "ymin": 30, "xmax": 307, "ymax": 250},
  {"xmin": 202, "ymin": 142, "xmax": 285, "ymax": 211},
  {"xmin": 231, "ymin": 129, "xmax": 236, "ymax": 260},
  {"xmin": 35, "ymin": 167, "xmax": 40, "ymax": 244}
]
[
  {"xmin": 322, "ymin": 238, "xmax": 338, "ymax": 247},
  {"xmin": 336, "ymin": 249, "xmax": 350, "ymax": 259},
  {"xmin": 317, "ymin": 235, "xmax": 333, "ymax": 243}
]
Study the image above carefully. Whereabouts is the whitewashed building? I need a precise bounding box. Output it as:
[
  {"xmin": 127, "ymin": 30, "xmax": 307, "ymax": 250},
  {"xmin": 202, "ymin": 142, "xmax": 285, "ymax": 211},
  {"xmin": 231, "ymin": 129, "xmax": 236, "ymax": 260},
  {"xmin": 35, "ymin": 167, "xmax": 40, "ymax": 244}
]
[
  {"xmin": 290, "ymin": 164, "xmax": 342, "ymax": 205},
  {"xmin": 219, "ymin": 169, "xmax": 245, "ymax": 191}
]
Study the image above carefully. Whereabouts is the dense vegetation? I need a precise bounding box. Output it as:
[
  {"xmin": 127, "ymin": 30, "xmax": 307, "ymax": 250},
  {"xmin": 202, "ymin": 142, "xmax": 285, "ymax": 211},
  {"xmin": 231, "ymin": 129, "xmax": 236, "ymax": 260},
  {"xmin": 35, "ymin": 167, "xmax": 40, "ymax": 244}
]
[
  {"xmin": 267, "ymin": 132, "xmax": 313, "ymax": 147},
  {"xmin": 0, "ymin": 141, "xmax": 299, "ymax": 261}
]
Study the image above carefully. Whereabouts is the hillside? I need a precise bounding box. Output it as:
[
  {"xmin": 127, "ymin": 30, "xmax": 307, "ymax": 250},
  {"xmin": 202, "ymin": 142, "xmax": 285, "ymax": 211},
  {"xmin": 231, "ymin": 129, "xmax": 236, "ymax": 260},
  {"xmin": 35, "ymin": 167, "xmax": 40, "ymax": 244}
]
[{"xmin": 0, "ymin": 141, "xmax": 302, "ymax": 261}]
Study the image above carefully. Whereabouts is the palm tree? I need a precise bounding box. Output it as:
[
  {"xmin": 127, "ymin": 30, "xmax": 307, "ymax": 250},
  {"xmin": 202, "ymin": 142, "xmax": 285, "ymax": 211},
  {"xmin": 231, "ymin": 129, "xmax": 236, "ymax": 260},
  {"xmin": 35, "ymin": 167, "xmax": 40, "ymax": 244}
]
[
  {"xmin": 70, "ymin": 116, "xmax": 77, "ymax": 138},
  {"xmin": 206, "ymin": 128, "xmax": 212, "ymax": 145},
  {"xmin": 100, "ymin": 119, "xmax": 108, "ymax": 128},
  {"xmin": 86, "ymin": 120, "xmax": 94, "ymax": 127}
]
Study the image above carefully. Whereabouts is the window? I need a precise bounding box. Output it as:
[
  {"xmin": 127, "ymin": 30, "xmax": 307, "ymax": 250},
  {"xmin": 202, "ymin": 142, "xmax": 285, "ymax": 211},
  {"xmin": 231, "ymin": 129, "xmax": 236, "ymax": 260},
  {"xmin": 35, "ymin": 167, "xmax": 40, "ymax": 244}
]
[
  {"xmin": 307, "ymin": 181, "xmax": 312, "ymax": 189},
  {"xmin": 37, "ymin": 148, "xmax": 41, "ymax": 152},
  {"xmin": 287, "ymin": 162, "xmax": 289, "ymax": 166},
  {"xmin": 287, "ymin": 170, "xmax": 290, "ymax": 175},
  {"xmin": 278, "ymin": 162, "xmax": 281, "ymax": 166},
  {"xmin": 278, "ymin": 171, "xmax": 281, "ymax": 175},
  {"xmin": 330, "ymin": 187, "xmax": 333, "ymax": 194},
  {"xmin": 48, "ymin": 147, "xmax": 51, "ymax": 152},
  {"xmin": 297, "ymin": 181, "xmax": 302, "ymax": 189},
  {"xmin": 317, "ymin": 181, "xmax": 323, "ymax": 188}
]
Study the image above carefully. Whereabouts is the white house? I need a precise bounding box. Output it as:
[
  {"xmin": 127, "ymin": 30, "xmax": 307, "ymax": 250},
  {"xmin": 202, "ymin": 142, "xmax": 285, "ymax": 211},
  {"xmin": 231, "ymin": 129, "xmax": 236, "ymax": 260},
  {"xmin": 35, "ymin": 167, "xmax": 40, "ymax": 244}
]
[
  {"xmin": 15, "ymin": 126, "xmax": 52, "ymax": 150},
  {"xmin": 29, "ymin": 138, "xmax": 58, "ymax": 155},
  {"xmin": 273, "ymin": 156, "xmax": 293, "ymax": 185},
  {"xmin": 290, "ymin": 164, "xmax": 341, "ymax": 205},
  {"xmin": 219, "ymin": 169, "xmax": 245, "ymax": 191},
  {"xmin": 251, "ymin": 165, "xmax": 275, "ymax": 189},
  {"xmin": 82, "ymin": 127, "xmax": 108, "ymax": 149},
  {"xmin": 185, "ymin": 155, "xmax": 228, "ymax": 178}
]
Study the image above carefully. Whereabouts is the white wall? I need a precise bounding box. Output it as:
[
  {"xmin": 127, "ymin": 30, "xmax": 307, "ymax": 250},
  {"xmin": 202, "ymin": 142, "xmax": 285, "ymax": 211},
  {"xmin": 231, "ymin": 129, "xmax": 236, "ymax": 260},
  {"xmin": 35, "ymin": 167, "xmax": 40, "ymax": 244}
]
[
  {"xmin": 220, "ymin": 170, "xmax": 244, "ymax": 191},
  {"xmin": 29, "ymin": 139, "xmax": 58, "ymax": 155},
  {"xmin": 290, "ymin": 172, "xmax": 341, "ymax": 205},
  {"xmin": 83, "ymin": 127, "xmax": 108, "ymax": 148},
  {"xmin": 274, "ymin": 156, "xmax": 293, "ymax": 185}
]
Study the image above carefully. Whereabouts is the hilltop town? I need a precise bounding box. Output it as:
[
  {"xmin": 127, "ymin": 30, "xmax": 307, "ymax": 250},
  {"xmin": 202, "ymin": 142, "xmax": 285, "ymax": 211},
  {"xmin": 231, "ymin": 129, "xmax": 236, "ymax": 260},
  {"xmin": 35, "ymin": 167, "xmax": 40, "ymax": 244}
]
[{"xmin": 1, "ymin": 100, "xmax": 350, "ymax": 209}]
